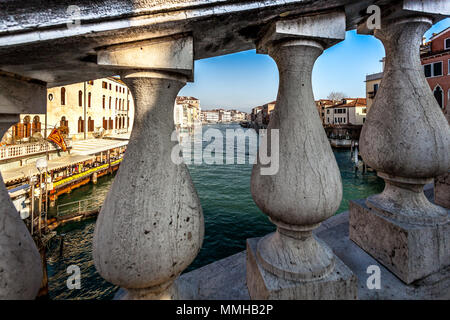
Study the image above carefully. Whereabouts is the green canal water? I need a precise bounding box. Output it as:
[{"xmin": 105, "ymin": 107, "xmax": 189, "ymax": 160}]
[{"xmin": 46, "ymin": 124, "xmax": 384, "ymax": 300}]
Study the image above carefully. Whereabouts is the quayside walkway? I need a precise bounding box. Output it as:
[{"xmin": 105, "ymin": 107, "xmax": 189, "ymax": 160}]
[{"xmin": 0, "ymin": 0, "xmax": 449, "ymax": 300}]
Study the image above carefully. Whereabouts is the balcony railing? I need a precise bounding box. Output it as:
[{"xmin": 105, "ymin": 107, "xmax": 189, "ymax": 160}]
[{"xmin": 0, "ymin": 141, "xmax": 72, "ymax": 161}]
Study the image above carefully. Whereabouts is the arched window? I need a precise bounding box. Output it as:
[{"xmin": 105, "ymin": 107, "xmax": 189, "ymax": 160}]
[
  {"xmin": 115, "ymin": 98, "xmax": 118, "ymax": 110},
  {"xmin": 78, "ymin": 90, "xmax": 83, "ymax": 107},
  {"xmin": 102, "ymin": 95, "xmax": 106, "ymax": 109},
  {"xmin": 109, "ymin": 97, "xmax": 112, "ymax": 109},
  {"xmin": 119, "ymin": 99, "xmax": 121, "ymax": 110},
  {"xmin": 103, "ymin": 117, "xmax": 107, "ymax": 130},
  {"xmin": 127, "ymin": 117, "xmax": 130, "ymax": 128},
  {"xmin": 61, "ymin": 87, "xmax": 66, "ymax": 105},
  {"xmin": 32, "ymin": 116, "xmax": 41, "ymax": 135},
  {"xmin": 434, "ymin": 85, "xmax": 443, "ymax": 109},
  {"xmin": 109, "ymin": 117, "xmax": 113, "ymax": 129},
  {"xmin": 88, "ymin": 92, "xmax": 92, "ymax": 108},
  {"xmin": 115, "ymin": 116, "xmax": 118, "ymax": 129}
]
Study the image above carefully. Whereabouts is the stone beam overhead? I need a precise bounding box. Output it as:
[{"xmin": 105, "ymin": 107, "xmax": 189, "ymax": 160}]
[
  {"xmin": 257, "ymin": 11, "xmax": 346, "ymax": 53},
  {"xmin": 0, "ymin": 0, "xmax": 406, "ymax": 87},
  {"xmin": 403, "ymin": 0, "xmax": 450, "ymax": 16},
  {"xmin": 97, "ymin": 35, "xmax": 194, "ymax": 81}
]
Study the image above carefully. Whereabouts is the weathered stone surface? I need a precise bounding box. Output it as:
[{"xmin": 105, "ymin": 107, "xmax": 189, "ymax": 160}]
[
  {"xmin": 0, "ymin": 115, "xmax": 43, "ymax": 299},
  {"xmin": 359, "ymin": 16, "xmax": 450, "ymax": 225},
  {"xmin": 246, "ymin": 237, "xmax": 357, "ymax": 300},
  {"xmin": 248, "ymin": 15, "xmax": 354, "ymax": 300},
  {"xmin": 2, "ymin": 1, "xmax": 445, "ymax": 88},
  {"xmin": 0, "ymin": 72, "xmax": 46, "ymax": 115},
  {"xmin": 93, "ymin": 70, "xmax": 204, "ymax": 299},
  {"xmin": 97, "ymin": 35, "xmax": 194, "ymax": 80},
  {"xmin": 349, "ymin": 199, "xmax": 450, "ymax": 284}
]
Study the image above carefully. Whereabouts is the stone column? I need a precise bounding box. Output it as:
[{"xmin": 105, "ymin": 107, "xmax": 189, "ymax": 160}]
[
  {"xmin": 93, "ymin": 71, "xmax": 204, "ymax": 300},
  {"xmin": 246, "ymin": 13, "xmax": 357, "ymax": 300},
  {"xmin": 351, "ymin": 16, "xmax": 450, "ymax": 284},
  {"xmin": 0, "ymin": 114, "xmax": 43, "ymax": 299}
]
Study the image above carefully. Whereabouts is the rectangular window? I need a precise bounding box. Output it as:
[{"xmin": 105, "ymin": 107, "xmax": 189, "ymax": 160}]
[
  {"xmin": 362, "ymin": 108, "xmax": 367, "ymax": 114},
  {"xmin": 102, "ymin": 81, "xmax": 108, "ymax": 89},
  {"xmin": 433, "ymin": 62, "xmax": 442, "ymax": 77},
  {"xmin": 374, "ymin": 83, "xmax": 379, "ymax": 93},
  {"xmin": 424, "ymin": 62, "xmax": 443, "ymax": 78},
  {"xmin": 445, "ymin": 38, "xmax": 450, "ymax": 50}
]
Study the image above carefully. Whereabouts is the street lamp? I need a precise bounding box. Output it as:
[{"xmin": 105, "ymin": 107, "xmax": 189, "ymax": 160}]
[{"xmin": 36, "ymin": 158, "xmax": 48, "ymax": 236}]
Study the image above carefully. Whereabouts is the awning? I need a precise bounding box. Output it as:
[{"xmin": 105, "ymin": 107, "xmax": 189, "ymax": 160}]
[
  {"xmin": 71, "ymin": 138, "xmax": 129, "ymax": 155},
  {"xmin": 1, "ymin": 154, "xmax": 95, "ymax": 184}
]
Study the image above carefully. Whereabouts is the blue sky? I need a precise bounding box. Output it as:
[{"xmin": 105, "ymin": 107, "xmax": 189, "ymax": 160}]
[{"xmin": 180, "ymin": 18, "xmax": 450, "ymax": 112}]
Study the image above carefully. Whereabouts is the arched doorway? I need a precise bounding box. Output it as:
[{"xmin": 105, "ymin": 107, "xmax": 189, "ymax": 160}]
[{"xmin": 434, "ymin": 85, "xmax": 443, "ymax": 109}]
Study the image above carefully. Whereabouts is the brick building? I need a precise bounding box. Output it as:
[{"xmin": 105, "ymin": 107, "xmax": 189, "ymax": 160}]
[{"xmin": 421, "ymin": 27, "xmax": 450, "ymax": 122}]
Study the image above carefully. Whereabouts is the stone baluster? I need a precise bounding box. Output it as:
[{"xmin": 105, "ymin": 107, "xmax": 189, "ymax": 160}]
[
  {"xmin": 93, "ymin": 36, "xmax": 204, "ymax": 300},
  {"xmin": 360, "ymin": 16, "xmax": 450, "ymax": 224},
  {"xmin": 0, "ymin": 114, "xmax": 43, "ymax": 299},
  {"xmin": 350, "ymin": 13, "xmax": 450, "ymax": 284},
  {"xmin": 246, "ymin": 13, "xmax": 357, "ymax": 299}
]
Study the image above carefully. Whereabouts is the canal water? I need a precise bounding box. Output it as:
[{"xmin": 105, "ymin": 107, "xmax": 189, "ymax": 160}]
[{"xmin": 46, "ymin": 124, "xmax": 384, "ymax": 300}]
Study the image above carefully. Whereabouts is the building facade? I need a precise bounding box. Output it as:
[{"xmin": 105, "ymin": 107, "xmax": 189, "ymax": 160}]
[
  {"xmin": 174, "ymin": 96, "xmax": 201, "ymax": 129},
  {"xmin": 324, "ymin": 98, "xmax": 367, "ymax": 125},
  {"xmin": 2, "ymin": 77, "xmax": 135, "ymax": 145},
  {"xmin": 421, "ymin": 27, "xmax": 450, "ymax": 122}
]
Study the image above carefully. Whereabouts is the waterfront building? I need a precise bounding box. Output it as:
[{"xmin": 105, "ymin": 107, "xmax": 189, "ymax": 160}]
[
  {"xmin": 421, "ymin": 27, "xmax": 450, "ymax": 122},
  {"xmin": 174, "ymin": 96, "xmax": 201, "ymax": 128},
  {"xmin": 315, "ymin": 99, "xmax": 334, "ymax": 124},
  {"xmin": 230, "ymin": 110, "xmax": 248, "ymax": 122},
  {"xmin": 220, "ymin": 109, "xmax": 232, "ymax": 122},
  {"xmin": 3, "ymin": 77, "xmax": 134, "ymax": 146},
  {"xmin": 323, "ymin": 98, "xmax": 367, "ymax": 125},
  {"xmin": 202, "ymin": 110, "xmax": 220, "ymax": 123}
]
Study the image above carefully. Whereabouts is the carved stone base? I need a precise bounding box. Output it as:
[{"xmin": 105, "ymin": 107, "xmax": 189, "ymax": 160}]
[
  {"xmin": 349, "ymin": 199, "xmax": 450, "ymax": 284},
  {"xmin": 246, "ymin": 237, "xmax": 357, "ymax": 300}
]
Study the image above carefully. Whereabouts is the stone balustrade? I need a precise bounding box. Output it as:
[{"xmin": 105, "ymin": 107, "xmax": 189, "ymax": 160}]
[
  {"xmin": 0, "ymin": 141, "xmax": 72, "ymax": 161},
  {"xmin": 0, "ymin": 0, "xmax": 449, "ymax": 300}
]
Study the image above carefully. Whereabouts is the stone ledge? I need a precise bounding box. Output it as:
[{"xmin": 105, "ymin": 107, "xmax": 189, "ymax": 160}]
[{"xmin": 177, "ymin": 211, "xmax": 450, "ymax": 300}]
